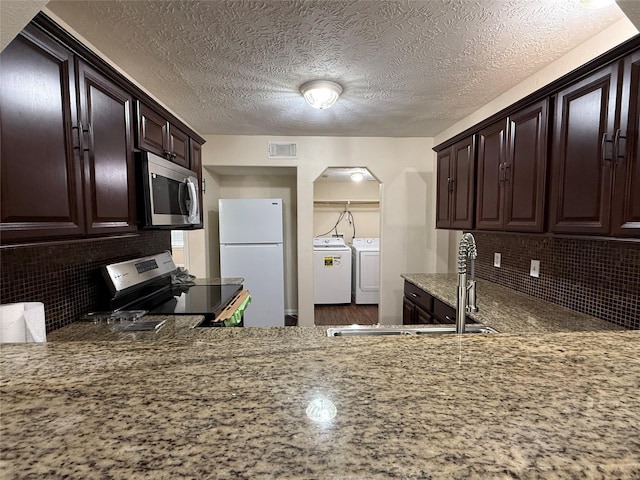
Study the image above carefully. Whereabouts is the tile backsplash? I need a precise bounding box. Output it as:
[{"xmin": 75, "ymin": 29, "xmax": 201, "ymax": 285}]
[
  {"xmin": 472, "ymin": 232, "xmax": 640, "ymax": 330},
  {"xmin": 0, "ymin": 231, "xmax": 170, "ymax": 332}
]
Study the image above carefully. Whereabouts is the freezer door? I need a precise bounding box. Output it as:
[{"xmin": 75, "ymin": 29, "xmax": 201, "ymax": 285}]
[
  {"xmin": 219, "ymin": 198, "xmax": 283, "ymax": 244},
  {"xmin": 220, "ymin": 243, "xmax": 284, "ymax": 327}
]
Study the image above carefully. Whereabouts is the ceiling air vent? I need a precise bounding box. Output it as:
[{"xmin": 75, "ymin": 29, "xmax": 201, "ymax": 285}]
[{"xmin": 268, "ymin": 142, "xmax": 298, "ymax": 158}]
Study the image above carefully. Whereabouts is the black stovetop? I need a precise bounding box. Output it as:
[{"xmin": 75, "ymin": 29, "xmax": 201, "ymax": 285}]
[{"xmin": 146, "ymin": 284, "xmax": 242, "ymax": 318}]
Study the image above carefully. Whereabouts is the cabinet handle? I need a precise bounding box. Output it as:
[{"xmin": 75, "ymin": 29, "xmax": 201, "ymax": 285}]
[
  {"xmin": 411, "ymin": 293, "xmax": 419, "ymax": 298},
  {"xmin": 84, "ymin": 122, "xmax": 93, "ymax": 153},
  {"xmin": 498, "ymin": 163, "xmax": 504, "ymax": 183},
  {"xmin": 613, "ymin": 128, "xmax": 626, "ymax": 164},
  {"xmin": 447, "ymin": 177, "xmax": 455, "ymax": 192},
  {"xmin": 72, "ymin": 122, "xmax": 83, "ymax": 152},
  {"xmin": 503, "ymin": 163, "xmax": 511, "ymax": 182},
  {"xmin": 601, "ymin": 132, "xmax": 613, "ymax": 165},
  {"xmin": 163, "ymin": 149, "xmax": 172, "ymax": 160},
  {"xmin": 72, "ymin": 122, "xmax": 90, "ymax": 153}
]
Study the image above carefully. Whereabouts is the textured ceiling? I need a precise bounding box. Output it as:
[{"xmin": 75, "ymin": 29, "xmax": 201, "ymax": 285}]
[{"xmin": 45, "ymin": 0, "xmax": 627, "ymax": 137}]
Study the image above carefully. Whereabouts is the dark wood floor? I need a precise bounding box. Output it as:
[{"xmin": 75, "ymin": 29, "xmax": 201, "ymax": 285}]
[{"xmin": 314, "ymin": 303, "xmax": 378, "ymax": 326}]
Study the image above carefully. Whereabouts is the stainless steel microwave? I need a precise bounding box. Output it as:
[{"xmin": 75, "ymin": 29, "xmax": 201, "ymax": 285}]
[{"xmin": 137, "ymin": 152, "xmax": 200, "ymax": 228}]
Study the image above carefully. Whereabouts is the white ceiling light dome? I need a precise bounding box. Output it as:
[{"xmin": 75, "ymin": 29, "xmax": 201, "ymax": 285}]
[{"xmin": 300, "ymin": 80, "xmax": 343, "ymax": 109}]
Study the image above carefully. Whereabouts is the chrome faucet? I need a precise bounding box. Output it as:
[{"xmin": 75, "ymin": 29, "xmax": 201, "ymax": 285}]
[{"xmin": 456, "ymin": 232, "xmax": 479, "ymax": 334}]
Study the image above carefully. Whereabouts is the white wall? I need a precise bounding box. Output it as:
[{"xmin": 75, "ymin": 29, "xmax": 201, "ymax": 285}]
[
  {"xmin": 199, "ymin": 136, "xmax": 444, "ymax": 326},
  {"xmin": 314, "ymin": 181, "xmax": 380, "ymax": 245},
  {"xmin": 0, "ymin": 0, "xmax": 49, "ymax": 51}
]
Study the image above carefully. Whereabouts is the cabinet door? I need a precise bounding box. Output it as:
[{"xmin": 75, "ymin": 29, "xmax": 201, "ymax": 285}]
[
  {"xmin": 402, "ymin": 297, "xmax": 416, "ymax": 325},
  {"xmin": 137, "ymin": 101, "xmax": 167, "ymax": 157},
  {"xmin": 450, "ymin": 136, "xmax": 476, "ymax": 229},
  {"xmin": 77, "ymin": 60, "xmax": 136, "ymax": 235},
  {"xmin": 189, "ymin": 138, "xmax": 204, "ymax": 229},
  {"xmin": 549, "ymin": 64, "xmax": 618, "ymax": 235},
  {"xmin": 433, "ymin": 298, "xmax": 456, "ymax": 324},
  {"xmin": 435, "ymin": 149, "xmax": 453, "ymax": 228},
  {"xmin": 169, "ymin": 124, "xmax": 190, "ymax": 168},
  {"xmin": 415, "ymin": 305, "xmax": 433, "ymax": 325},
  {"xmin": 476, "ymin": 120, "xmax": 507, "ymax": 230},
  {"xmin": 0, "ymin": 26, "xmax": 84, "ymax": 242},
  {"xmin": 611, "ymin": 51, "xmax": 640, "ymax": 237},
  {"xmin": 505, "ymin": 99, "xmax": 548, "ymax": 232}
]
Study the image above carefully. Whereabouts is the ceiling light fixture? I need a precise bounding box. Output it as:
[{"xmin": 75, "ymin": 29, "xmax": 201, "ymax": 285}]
[
  {"xmin": 577, "ymin": 0, "xmax": 615, "ymax": 9},
  {"xmin": 300, "ymin": 80, "xmax": 343, "ymax": 110},
  {"xmin": 350, "ymin": 172, "xmax": 364, "ymax": 182}
]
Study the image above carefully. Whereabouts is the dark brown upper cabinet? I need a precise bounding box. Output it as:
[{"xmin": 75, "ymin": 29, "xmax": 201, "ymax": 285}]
[
  {"xmin": 611, "ymin": 51, "xmax": 640, "ymax": 237},
  {"xmin": 137, "ymin": 101, "xmax": 190, "ymax": 169},
  {"xmin": 475, "ymin": 121, "xmax": 507, "ymax": 230},
  {"xmin": 1, "ymin": 14, "xmax": 206, "ymax": 244},
  {"xmin": 550, "ymin": 54, "xmax": 639, "ymax": 237},
  {"xmin": 435, "ymin": 136, "xmax": 476, "ymax": 229},
  {"xmin": 77, "ymin": 60, "xmax": 136, "ymax": 235},
  {"xmin": 549, "ymin": 62, "xmax": 618, "ymax": 235},
  {"xmin": 476, "ymin": 100, "xmax": 548, "ymax": 232},
  {"xmin": 189, "ymin": 138, "xmax": 204, "ymax": 229},
  {"xmin": 0, "ymin": 25, "xmax": 85, "ymax": 242},
  {"xmin": 0, "ymin": 27, "xmax": 138, "ymax": 244}
]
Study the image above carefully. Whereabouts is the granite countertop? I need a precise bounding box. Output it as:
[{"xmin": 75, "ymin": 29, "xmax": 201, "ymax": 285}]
[
  {"xmin": 2, "ymin": 329, "xmax": 639, "ymax": 479},
  {"xmin": 401, "ymin": 273, "xmax": 623, "ymax": 333},
  {"xmin": 46, "ymin": 316, "xmax": 327, "ymax": 342}
]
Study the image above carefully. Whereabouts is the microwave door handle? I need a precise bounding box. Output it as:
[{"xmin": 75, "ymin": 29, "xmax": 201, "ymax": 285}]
[{"xmin": 186, "ymin": 177, "xmax": 200, "ymax": 224}]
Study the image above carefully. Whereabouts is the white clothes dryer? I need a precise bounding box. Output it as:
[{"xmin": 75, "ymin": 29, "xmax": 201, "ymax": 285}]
[
  {"xmin": 351, "ymin": 238, "xmax": 380, "ymax": 304},
  {"xmin": 313, "ymin": 237, "xmax": 352, "ymax": 304}
]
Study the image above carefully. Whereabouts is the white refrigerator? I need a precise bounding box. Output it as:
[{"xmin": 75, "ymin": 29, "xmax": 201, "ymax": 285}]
[{"xmin": 219, "ymin": 198, "xmax": 285, "ymax": 327}]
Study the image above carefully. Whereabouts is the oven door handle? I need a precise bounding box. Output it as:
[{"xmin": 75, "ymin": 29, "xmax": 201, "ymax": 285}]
[{"xmin": 186, "ymin": 177, "xmax": 200, "ymax": 224}]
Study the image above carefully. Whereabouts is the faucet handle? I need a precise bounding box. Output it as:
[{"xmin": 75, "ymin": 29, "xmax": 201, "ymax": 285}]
[{"xmin": 467, "ymin": 279, "xmax": 479, "ymax": 313}]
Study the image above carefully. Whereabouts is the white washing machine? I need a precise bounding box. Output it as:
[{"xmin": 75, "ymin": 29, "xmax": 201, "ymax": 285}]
[
  {"xmin": 351, "ymin": 238, "xmax": 380, "ymax": 304},
  {"xmin": 313, "ymin": 237, "xmax": 352, "ymax": 304}
]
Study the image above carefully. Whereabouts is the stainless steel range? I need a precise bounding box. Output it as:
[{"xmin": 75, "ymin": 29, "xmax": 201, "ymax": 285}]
[{"xmin": 92, "ymin": 251, "xmax": 242, "ymax": 329}]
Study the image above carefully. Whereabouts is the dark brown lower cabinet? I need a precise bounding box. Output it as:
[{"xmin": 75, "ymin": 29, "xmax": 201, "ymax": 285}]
[
  {"xmin": 403, "ymin": 281, "xmax": 434, "ymax": 324},
  {"xmin": 403, "ymin": 297, "xmax": 432, "ymax": 325},
  {"xmin": 402, "ymin": 281, "xmax": 473, "ymax": 325}
]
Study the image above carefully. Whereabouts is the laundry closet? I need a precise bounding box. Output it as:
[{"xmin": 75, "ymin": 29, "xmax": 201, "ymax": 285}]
[{"xmin": 313, "ymin": 168, "xmax": 381, "ymax": 325}]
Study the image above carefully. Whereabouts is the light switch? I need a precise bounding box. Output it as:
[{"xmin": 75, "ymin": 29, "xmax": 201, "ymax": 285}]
[
  {"xmin": 530, "ymin": 260, "xmax": 540, "ymax": 278},
  {"xmin": 494, "ymin": 253, "xmax": 501, "ymax": 268}
]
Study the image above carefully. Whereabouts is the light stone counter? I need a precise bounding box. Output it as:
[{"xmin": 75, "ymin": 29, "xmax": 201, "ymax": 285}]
[
  {"xmin": 1, "ymin": 329, "xmax": 639, "ymax": 479},
  {"xmin": 401, "ymin": 273, "xmax": 623, "ymax": 333},
  {"xmin": 47, "ymin": 316, "xmax": 327, "ymax": 342}
]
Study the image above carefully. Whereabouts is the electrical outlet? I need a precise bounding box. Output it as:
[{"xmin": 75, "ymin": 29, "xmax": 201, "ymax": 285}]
[
  {"xmin": 530, "ymin": 260, "xmax": 540, "ymax": 278},
  {"xmin": 494, "ymin": 253, "xmax": 501, "ymax": 268}
]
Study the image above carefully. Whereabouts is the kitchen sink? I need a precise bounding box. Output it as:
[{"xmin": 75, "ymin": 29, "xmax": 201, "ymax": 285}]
[{"xmin": 326, "ymin": 325, "xmax": 498, "ymax": 337}]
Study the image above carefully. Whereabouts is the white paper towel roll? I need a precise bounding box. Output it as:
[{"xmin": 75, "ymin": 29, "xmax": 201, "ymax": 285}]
[{"xmin": 0, "ymin": 302, "xmax": 46, "ymax": 343}]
